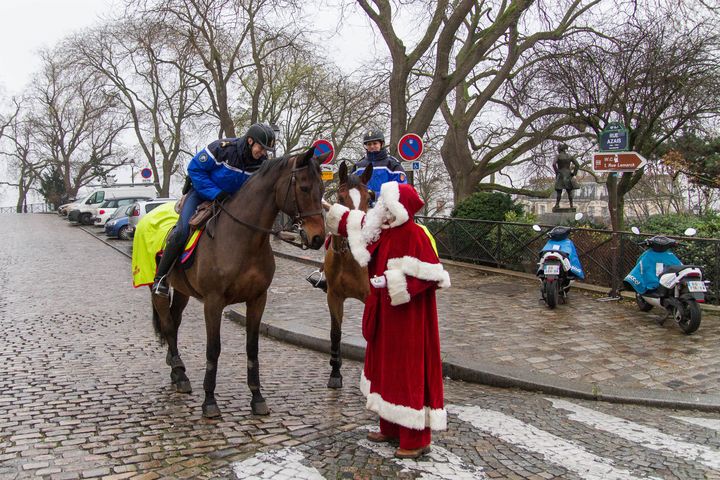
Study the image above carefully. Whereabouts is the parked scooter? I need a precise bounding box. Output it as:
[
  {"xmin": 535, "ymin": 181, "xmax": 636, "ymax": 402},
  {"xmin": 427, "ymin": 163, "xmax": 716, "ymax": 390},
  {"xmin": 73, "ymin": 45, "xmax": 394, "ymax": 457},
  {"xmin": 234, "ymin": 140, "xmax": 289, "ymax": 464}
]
[
  {"xmin": 624, "ymin": 227, "xmax": 707, "ymax": 334},
  {"xmin": 533, "ymin": 213, "xmax": 585, "ymax": 309}
]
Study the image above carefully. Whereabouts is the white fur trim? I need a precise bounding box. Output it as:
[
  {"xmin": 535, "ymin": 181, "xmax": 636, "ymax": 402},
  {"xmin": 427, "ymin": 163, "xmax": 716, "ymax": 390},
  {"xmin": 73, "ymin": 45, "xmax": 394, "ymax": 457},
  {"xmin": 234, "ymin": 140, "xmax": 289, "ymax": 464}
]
[
  {"xmin": 326, "ymin": 203, "xmax": 349, "ymax": 234},
  {"xmin": 360, "ymin": 371, "xmax": 447, "ymax": 431},
  {"xmin": 346, "ymin": 210, "xmax": 370, "ymax": 266},
  {"xmin": 385, "ymin": 269, "xmax": 411, "ymax": 306},
  {"xmin": 380, "ymin": 182, "xmax": 409, "ymax": 227},
  {"xmin": 386, "ymin": 256, "xmax": 451, "ymax": 289}
]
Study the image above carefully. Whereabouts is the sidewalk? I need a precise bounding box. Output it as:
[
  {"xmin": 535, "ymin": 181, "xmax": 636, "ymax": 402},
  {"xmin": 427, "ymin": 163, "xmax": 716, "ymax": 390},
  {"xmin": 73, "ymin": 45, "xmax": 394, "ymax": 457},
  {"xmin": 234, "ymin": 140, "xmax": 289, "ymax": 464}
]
[{"xmin": 225, "ymin": 237, "xmax": 720, "ymax": 412}]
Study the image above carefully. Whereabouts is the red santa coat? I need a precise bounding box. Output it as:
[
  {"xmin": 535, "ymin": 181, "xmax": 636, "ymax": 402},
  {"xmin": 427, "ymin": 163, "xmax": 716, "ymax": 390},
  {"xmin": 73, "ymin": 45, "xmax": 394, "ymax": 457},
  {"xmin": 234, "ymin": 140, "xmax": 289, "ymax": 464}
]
[{"xmin": 326, "ymin": 182, "xmax": 449, "ymax": 431}]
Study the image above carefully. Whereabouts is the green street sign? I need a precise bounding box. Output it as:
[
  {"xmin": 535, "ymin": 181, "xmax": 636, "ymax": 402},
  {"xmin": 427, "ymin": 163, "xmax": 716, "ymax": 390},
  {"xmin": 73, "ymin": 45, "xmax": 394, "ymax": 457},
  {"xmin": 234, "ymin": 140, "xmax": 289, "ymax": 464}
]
[{"xmin": 599, "ymin": 122, "xmax": 629, "ymax": 152}]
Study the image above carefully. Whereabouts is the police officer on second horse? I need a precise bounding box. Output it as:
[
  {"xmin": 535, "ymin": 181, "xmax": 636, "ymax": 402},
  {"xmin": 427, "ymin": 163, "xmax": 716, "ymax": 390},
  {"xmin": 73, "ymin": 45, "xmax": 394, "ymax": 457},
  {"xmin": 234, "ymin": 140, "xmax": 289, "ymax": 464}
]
[
  {"xmin": 352, "ymin": 129, "xmax": 407, "ymax": 199},
  {"xmin": 152, "ymin": 123, "xmax": 277, "ymax": 297}
]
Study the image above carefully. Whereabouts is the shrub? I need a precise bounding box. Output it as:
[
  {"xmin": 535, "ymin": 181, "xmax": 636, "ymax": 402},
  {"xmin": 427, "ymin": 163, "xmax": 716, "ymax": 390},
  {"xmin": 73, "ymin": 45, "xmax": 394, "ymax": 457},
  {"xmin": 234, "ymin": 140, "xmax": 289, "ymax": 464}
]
[{"xmin": 452, "ymin": 191, "xmax": 523, "ymax": 221}]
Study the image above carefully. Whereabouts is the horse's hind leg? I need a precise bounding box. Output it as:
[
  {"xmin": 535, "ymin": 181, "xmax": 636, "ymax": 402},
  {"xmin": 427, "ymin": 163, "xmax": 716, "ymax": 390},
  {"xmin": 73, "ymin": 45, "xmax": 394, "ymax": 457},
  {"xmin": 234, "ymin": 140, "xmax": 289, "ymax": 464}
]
[
  {"xmin": 167, "ymin": 293, "xmax": 191, "ymax": 393},
  {"xmin": 201, "ymin": 297, "xmax": 224, "ymax": 418},
  {"xmin": 327, "ymin": 292, "xmax": 344, "ymax": 389},
  {"xmin": 246, "ymin": 292, "xmax": 269, "ymax": 415},
  {"xmin": 152, "ymin": 293, "xmax": 191, "ymax": 394}
]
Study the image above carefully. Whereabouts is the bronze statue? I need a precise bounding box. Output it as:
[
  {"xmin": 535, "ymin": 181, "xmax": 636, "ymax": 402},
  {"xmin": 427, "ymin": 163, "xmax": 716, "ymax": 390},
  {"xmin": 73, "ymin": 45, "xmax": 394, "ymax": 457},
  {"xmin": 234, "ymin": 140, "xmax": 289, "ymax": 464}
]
[{"xmin": 552, "ymin": 143, "xmax": 580, "ymax": 210}]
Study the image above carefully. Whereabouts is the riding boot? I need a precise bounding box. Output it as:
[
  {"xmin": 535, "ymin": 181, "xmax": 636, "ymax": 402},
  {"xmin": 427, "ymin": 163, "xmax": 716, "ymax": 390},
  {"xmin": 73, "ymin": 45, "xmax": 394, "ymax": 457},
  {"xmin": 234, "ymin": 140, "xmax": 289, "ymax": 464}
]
[{"xmin": 152, "ymin": 231, "xmax": 186, "ymax": 297}]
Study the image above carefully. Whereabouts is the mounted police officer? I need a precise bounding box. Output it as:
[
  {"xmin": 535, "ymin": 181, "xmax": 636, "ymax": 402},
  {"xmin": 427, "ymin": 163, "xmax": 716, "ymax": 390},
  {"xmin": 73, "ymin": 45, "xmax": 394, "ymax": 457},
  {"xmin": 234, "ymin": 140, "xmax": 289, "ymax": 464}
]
[
  {"xmin": 352, "ymin": 129, "xmax": 407, "ymax": 199},
  {"xmin": 152, "ymin": 123, "xmax": 277, "ymax": 297}
]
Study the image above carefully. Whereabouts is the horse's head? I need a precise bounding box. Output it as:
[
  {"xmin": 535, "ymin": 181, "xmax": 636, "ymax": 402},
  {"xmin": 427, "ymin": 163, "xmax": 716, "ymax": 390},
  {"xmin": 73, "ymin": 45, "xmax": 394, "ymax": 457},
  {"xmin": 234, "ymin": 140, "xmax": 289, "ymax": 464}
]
[
  {"xmin": 336, "ymin": 161, "xmax": 373, "ymax": 212},
  {"xmin": 277, "ymin": 147, "xmax": 326, "ymax": 249}
]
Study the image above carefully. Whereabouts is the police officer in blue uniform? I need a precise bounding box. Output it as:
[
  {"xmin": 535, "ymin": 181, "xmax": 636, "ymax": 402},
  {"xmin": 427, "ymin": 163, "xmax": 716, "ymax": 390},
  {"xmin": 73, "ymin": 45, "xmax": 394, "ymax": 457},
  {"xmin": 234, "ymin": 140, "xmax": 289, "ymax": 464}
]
[
  {"xmin": 352, "ymin": 129, "xmax": 407, "ymax": 198},
  {"xmin": 151, "ymin": 123, "xmax": 277, "ymax": 297}
]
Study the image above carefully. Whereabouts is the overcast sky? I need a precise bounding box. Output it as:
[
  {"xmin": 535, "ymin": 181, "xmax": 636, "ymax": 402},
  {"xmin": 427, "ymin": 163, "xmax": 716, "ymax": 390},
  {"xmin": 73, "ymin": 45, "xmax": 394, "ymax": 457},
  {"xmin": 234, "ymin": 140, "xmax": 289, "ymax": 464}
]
[{"xmin": 0, "ymin": 0, "xmax": 384, "ymax": 207}]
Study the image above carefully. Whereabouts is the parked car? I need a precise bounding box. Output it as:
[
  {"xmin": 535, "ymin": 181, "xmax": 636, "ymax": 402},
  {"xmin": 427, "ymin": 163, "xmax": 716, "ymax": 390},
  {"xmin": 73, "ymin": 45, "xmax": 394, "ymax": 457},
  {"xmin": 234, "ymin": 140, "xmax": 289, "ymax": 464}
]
[
  {"xmin": 94, "ymin": 197, "xmax": 151, "ymax": 226},
  {"xmin": 128, "ymin": 198, "xmax": 176, "ymax": 236},
  {"xmin": 57, "ymin": 199, "xmax": 77, "ymax": 216},
  {"xmin": 67, "ymin": 184, "xmax": 157, "ymax": 225},
  {"xmin": 104, "ymin": 204, "xmax": 135, "ymax": 240}
]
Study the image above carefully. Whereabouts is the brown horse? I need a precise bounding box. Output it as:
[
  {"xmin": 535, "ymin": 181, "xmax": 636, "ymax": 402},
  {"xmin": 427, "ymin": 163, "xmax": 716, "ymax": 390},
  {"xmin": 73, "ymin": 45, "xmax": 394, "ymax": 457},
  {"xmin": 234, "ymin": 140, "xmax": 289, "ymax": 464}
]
[
  {"xmin": 151, "ymin": 147, "xmax": 326, "ymax": 418},
  {"xmin": 324, "ymin": 161, "xmax": 373, "ymax": 389}
]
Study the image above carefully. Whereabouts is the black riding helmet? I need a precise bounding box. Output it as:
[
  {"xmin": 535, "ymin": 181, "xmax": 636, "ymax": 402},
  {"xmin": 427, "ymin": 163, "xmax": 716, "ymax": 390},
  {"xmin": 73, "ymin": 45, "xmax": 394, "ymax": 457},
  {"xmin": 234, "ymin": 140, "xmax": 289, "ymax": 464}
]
[
  {"xmin": 363, "ymin": 129, "xmax": 385, "ymax": 146},
  {"xmin": 246, "ymin": 123, "xmax": 276, "ymax": 153}
]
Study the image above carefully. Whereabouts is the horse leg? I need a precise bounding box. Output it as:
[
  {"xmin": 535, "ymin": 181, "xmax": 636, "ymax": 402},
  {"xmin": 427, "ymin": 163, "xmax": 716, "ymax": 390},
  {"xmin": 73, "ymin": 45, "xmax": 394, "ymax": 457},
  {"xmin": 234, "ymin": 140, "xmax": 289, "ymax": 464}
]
[
  {"xmin": 152, "ymin": 293, "xmax": 191, "ymax": 394},
  {"xmin": 201, "ymin": 298, "xmax": 224, "ymax": 418},
  {"xmin": 327, "ymin": 292, "xmax": 344, "ymax": 389},
  {"xmin": 167, "ymin": 292, "xmax": 191, "ymax": 393},
  {"xmin": 246, "ymin": 292, "xmax": 270, "ymax": 415}
]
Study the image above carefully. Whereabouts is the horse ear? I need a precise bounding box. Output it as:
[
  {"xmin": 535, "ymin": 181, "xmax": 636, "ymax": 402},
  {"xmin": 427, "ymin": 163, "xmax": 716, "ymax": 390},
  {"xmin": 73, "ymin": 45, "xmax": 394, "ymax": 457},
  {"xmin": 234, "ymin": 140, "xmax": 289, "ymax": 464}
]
[
  {"xmin": 360, "ymin": 163, "xmax": 373, "ymax": 185},
  {"xmin": 299, "ymin": 146, "xmax": 315, "ymax": 166},
  {"xmin": 339, "ymin": 161, "xmax": 348, "ymax": 184}
]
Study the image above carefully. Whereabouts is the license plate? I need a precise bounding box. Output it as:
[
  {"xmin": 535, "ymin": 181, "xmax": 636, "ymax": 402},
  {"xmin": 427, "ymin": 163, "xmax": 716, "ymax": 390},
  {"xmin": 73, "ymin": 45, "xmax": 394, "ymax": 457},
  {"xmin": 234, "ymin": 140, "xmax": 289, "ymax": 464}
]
[
  {"xmin": 544, "ymin": 264, "xmax": 560, "ymax": 275},
  {"xmin": 687, "ymin": 281, "xmax": 706, "ymax": 292}
]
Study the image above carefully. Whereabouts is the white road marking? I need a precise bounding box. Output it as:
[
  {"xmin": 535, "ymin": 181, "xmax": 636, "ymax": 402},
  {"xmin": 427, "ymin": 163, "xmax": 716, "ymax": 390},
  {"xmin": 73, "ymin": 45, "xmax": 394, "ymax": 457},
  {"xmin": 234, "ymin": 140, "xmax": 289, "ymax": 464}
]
[
  {"xmin": 672, "ymin": 416, "xmax": 720, "ymax": 432},
  {"xmin": 449, "ymin": 404, "xmax": 655, "ymax": 480},
  {"xmin": 232, "ymin": 448, "xmax": 325, "ymax": 479},
  {"xmin": 358, "ymin": 437, "xmax": 486, "ymax": 479},
  {"xmin": 550, "ymin": 398, "xmax": 720, "ymax": 470},
  {"xmin": 349, "ymin": 188, "xmax": 361, "ymax": 210}
]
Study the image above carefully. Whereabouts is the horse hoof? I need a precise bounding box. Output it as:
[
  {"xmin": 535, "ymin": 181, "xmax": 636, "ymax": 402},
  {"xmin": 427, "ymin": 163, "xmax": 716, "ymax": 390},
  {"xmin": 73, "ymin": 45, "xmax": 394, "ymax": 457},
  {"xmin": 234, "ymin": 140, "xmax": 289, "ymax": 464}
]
[
  {"xmin": 202, "ymin": 403, "xmax": 221, "ymax": 418},
  {"xmin": 175, "ymin": 380, "xmax": 192, "ymax": 394},
  {"xmin": 327, "ymin": 377, "xmax": 343, "ymax": 389},
  {"xmin": 251, "ymin": 401, "xmax": 270, "ymax": 416}
]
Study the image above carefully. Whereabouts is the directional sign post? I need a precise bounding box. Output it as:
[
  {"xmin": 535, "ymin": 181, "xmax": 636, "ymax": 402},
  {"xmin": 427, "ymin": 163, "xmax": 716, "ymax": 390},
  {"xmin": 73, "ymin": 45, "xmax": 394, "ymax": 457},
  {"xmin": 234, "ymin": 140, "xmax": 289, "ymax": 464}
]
[
  {"xmin": 312, "ymin": 139, "xmax": 334, "ymax": 165},
  {"xmin": 592, "ymin": 152, "xmax": 647, "ymax": 173},
  {"xmin": 397, "ymin": 133, "xmax": 423, "ymax": 186}
]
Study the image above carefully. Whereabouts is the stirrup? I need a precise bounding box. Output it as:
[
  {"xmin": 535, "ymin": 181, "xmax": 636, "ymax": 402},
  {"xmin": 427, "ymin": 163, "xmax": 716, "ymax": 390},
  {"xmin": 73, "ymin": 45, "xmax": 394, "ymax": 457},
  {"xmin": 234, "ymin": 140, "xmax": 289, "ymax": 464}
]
[
  {"xmin": 152, "ymin": 276, "xmax": 170, "ymax": 297},
  {"xmin": 306, "ymin": 270, "xmax": 327, "ymax": 292}
]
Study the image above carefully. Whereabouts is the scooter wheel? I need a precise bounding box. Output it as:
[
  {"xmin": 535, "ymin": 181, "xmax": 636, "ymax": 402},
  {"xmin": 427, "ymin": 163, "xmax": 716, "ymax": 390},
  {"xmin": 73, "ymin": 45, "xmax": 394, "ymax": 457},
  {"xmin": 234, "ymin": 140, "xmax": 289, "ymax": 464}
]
[
  {"xmin": 635, "ymin": 294, "xmax": 653, "ymax": 312},
  {"xmin": 677, "ymin": 300, "xmax": 701, "ymax": 334},
  {"xmin": 544, "ymin": 281, "xmax": 559, "ymax": 309}
]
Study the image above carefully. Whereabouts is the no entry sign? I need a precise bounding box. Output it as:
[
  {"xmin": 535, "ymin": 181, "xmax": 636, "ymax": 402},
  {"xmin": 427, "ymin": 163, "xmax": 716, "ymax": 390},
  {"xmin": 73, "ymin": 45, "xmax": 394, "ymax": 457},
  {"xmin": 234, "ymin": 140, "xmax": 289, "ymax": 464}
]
[
  {"xmin": 398, "ymin": 133, "xmax": 423, "ymax": 161},
  {"xmin": 312, "ymin": 139, "xmax": 334, "ymax": 164}
]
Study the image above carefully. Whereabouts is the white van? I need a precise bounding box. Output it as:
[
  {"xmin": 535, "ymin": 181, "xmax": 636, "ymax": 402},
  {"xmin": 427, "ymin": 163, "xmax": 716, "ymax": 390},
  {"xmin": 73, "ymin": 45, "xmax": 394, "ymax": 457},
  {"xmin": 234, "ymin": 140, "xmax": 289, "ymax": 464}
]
[{"xmin": 67, "ymin": 184, "xmax": 157, "ymax": 225}]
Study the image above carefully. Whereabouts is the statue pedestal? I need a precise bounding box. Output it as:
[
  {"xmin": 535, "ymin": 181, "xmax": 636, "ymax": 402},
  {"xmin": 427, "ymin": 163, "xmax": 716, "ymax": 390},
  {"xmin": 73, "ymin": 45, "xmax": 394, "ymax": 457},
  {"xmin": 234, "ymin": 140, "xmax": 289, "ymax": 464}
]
[{"xmin": 552, "ymin": 206, "xmax": 576, "ymax": 213}]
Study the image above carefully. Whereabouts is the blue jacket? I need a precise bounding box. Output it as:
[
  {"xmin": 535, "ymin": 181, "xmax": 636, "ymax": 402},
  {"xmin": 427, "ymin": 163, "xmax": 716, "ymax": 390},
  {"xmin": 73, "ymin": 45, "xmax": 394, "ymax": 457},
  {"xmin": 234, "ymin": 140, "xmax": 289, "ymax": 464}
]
[
  {"xmin": 352, "ymin": 149, "xmax": 407, "ymax": 197},
  {"xmin": 187, "ymin": 136, "xmax": 264, "ymax": 201},
  {"xmin": 541, "ymin": 238, "xmax": 585, "ymax": 279},
  {"xmin": 624, "ymin": 250, "xmax": 681, "ymax": 294}
]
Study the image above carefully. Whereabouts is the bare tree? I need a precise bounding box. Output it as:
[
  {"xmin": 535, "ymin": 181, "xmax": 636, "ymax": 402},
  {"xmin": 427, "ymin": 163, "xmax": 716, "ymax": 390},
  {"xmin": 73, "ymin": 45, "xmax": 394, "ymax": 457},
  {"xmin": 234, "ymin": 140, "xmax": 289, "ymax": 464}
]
[
  {"xmin": 541, "ymin": 14, "xmax": 720, "ymax": 230},
  {"xmin": 29, "ymin": 49, "xmax": 130, "ymax": 200},
  {"xmin": 71, "ymin": 19, "xmax": 208, "ymax": 196}
]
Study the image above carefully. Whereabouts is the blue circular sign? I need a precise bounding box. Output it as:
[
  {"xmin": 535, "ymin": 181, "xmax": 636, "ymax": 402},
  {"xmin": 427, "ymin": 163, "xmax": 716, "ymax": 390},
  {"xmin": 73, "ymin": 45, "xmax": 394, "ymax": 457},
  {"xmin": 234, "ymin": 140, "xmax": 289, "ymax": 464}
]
[
  {"xmin": 140, "ymin": 168, "xmax": 152, "ymax": 179},
  {"xmin": 398, "ymin": 133, "xmax": 423, "ymax": 161},
  {"xmin": 312, "ymin": 139, "xmax": 334, "ymax": 164}
]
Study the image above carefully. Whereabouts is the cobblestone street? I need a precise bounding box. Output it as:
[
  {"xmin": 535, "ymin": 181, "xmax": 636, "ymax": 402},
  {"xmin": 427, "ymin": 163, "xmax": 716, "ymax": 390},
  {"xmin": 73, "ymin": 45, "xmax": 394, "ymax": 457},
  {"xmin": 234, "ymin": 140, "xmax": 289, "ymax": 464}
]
[{"xmin": 2, "ymin": 215, "xmax": 720, "ymax": 479}]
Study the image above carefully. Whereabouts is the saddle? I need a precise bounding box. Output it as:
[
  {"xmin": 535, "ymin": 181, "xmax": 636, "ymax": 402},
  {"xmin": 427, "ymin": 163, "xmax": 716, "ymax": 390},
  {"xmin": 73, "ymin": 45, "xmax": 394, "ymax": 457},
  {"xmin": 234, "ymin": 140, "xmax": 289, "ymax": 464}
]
[{"xmin": 175, "ymin": 195, "xmax": 218, "ymax": 233}]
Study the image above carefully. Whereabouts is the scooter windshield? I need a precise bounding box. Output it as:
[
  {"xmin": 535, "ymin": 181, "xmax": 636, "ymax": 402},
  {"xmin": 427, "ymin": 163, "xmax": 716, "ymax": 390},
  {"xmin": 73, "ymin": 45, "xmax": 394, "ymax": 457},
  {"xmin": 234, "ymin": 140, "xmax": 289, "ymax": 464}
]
[
  {"xmin": 624, "ymin": 250, "xmax": 682, "ymax": 294},
  {"xmin": 541, "ymin": 238, "xmax": 585, "ymax": 279}
]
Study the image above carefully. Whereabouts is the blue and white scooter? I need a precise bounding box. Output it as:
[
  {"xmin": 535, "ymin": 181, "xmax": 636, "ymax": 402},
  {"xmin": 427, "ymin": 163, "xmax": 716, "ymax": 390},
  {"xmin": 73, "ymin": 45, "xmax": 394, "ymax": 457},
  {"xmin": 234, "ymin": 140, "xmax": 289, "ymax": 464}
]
[
  {"xmin": 533, "ymin": 213, "xmax": 585, "ymax": 309},
  {"xmin": 624, "ymin": 226, "xmax": 707, "ymax": 334}
]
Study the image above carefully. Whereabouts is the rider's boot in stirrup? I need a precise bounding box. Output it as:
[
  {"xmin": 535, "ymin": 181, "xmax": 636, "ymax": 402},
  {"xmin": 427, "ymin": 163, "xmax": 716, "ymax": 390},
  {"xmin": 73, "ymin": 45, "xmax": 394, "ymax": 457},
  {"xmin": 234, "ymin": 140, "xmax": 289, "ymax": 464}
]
[
  {"xmin": 306, "ymin": 269, "xmax": 327, "ymax": 292},
  {"xmin": 152, "ymin": 232, "xmax": 185, "ymax": 297}
]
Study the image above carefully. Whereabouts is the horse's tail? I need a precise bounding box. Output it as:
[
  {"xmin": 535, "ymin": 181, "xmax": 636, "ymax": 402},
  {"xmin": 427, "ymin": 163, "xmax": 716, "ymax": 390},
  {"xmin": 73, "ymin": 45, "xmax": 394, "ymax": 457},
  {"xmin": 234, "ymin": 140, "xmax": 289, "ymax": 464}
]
[{"xmin": 151, "ymin": 301, "xmax": 167, "ymax": 346}]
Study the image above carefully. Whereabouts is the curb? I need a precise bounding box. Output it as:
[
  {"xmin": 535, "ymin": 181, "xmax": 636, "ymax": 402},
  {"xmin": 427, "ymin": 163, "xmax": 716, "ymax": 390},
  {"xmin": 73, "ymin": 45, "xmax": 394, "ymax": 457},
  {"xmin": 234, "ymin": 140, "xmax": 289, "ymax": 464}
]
[{"xmin": 82, "ymin": 223, "xmax": 720, "ymax": 412}]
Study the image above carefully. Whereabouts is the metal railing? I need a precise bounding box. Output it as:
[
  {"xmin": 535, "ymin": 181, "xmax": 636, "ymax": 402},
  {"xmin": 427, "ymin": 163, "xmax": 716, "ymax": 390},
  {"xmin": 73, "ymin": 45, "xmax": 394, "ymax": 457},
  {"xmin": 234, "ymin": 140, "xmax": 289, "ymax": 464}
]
[
  {"xmin": 0, "ymin": 203, "xmax": 54, "ymax": 214},
  {"xmin": 416, "ymin": 216, "xmax": 720, "ymax": 305}
]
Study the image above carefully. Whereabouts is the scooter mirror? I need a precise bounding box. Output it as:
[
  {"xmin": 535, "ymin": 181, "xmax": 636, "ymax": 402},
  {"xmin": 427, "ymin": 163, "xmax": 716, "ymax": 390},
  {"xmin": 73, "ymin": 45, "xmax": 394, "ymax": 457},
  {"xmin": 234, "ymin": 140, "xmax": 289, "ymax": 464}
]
[
  {"xmin": 574, "ymin": 212, "xmax": 584, "ymax": 221},
  {"xmin": 684, "ymin": 227, "xmax": 697, "ymax": 237},
  {"xmin": 532, "ymin": 224, "xmax": 542, "ymax": 232},
  {"xmin": 631, "ymin": 226, "xmax": 640, "ymax": 235}
]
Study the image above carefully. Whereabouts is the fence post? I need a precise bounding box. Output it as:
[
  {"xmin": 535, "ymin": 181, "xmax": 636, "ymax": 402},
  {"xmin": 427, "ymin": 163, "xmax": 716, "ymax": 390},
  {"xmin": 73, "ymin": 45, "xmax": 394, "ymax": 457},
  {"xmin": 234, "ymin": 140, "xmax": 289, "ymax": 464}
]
[{"xmin": 609, "ymin": 232, "xmax": 620, "ymax": 297}]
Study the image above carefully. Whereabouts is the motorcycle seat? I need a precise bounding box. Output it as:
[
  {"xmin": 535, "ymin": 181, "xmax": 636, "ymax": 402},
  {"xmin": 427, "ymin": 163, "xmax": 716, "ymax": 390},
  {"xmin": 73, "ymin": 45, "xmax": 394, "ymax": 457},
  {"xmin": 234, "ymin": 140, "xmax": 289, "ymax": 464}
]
[
  {"xmin": 661, "ymin": 265, "xmax": 702, "ymax": 275},
  {"xmin": 540, "ymin": 249, "xmax": 569, "ymax": 258}
]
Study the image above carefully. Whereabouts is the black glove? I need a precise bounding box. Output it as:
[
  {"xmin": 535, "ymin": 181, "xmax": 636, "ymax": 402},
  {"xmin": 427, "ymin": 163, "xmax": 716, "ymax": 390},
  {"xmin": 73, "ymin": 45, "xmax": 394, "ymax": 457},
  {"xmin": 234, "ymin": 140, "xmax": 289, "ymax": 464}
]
[{"xmin": 216, "ymin": 191, "xmax": 231, "ymax": 202}]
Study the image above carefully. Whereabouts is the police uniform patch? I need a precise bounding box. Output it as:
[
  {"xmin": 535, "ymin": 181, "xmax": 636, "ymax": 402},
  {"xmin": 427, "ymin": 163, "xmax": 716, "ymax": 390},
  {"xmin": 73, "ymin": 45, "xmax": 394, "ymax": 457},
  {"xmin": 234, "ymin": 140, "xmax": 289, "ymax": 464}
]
[
  {"xmin": 399, "ymin": 173, "xmax": 406, "ymax": 182},
  {"xmin": 199, "ymin": 153, "xmax": 208, "ymax": 163}
]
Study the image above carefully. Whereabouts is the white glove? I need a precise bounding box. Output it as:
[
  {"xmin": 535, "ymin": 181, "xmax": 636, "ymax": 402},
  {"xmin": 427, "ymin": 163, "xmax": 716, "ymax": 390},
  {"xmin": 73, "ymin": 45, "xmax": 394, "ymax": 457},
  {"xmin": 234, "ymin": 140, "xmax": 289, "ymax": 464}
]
[{"xmin": 370, "ymin": 275, "xmax": 387, "ymax": 289}]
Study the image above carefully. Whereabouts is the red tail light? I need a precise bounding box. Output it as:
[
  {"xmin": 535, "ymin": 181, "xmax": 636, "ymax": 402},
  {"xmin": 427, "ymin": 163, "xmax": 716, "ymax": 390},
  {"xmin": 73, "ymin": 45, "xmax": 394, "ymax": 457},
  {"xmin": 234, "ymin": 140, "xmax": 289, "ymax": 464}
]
[
  {"xmin": 99, "ymin": 209, "xmax": 105, "ymax": 215},
  {"xmin": 686, "ymin": 272, "xmax": 701, "ymax": 277},
  {"xmin": 132, "ymin": 207, "xmax": 140, "ymax": 216}
]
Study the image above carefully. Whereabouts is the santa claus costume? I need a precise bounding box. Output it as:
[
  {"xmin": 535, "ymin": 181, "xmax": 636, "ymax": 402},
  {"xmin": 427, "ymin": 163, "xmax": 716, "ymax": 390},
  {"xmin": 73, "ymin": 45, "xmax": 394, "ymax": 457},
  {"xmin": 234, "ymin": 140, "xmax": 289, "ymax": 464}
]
[{"xmin": 326, "ymin": 181, "xmax": 450, "ymax": 457}]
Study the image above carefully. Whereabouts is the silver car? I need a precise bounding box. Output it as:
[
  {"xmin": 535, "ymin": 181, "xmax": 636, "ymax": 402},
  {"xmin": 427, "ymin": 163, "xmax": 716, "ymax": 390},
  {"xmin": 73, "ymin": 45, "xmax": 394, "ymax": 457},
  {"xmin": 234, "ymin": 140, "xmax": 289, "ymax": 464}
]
[{"xmin": 128, "ymin": 198, "xmax": 176, "ymax": 236}]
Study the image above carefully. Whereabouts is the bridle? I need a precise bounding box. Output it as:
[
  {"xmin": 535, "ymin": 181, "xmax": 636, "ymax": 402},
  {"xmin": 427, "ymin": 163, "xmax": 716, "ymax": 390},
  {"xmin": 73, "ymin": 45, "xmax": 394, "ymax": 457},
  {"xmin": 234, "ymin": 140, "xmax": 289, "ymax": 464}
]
[{"xmin": 217, "ymin": 156, "xmax": 323, "ymax": 247}]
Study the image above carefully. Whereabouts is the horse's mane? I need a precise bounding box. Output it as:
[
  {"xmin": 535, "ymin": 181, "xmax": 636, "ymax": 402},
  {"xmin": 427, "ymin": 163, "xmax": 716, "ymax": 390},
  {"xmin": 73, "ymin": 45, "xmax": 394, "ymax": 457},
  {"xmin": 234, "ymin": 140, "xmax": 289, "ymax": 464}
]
[{"xmin": 252, "ymin": 152, "xmax": 321, "ymax": 183}]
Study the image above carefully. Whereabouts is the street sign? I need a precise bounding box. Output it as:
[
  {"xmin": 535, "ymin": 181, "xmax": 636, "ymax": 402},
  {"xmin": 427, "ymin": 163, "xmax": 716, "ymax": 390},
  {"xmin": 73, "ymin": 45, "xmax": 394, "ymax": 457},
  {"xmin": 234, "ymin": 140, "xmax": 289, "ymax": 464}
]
[
  {"xmin": 598, "ymin": 122, "xmax": 629, "ymax": 152},
  {"xmin": 140, "ymin": 168, "xmax": 153, "ymax": 183},
  {"xmin": 401, "ymin": 161, "xmax": 422, "ymax": 171},
  {"xmin": 592, "ymin": 152, "xmax": 647, "ymax": 172},
  {"xmin": 320, "ymin": 164, "xmax": 335, "ymax": 180},
  {"xmin": 397, "ymin": 133, "xmax": 423, "ymax": 161},
  {"xmin": 312, "ymin": 139, "xmax": 334, "ymax": 164}
]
